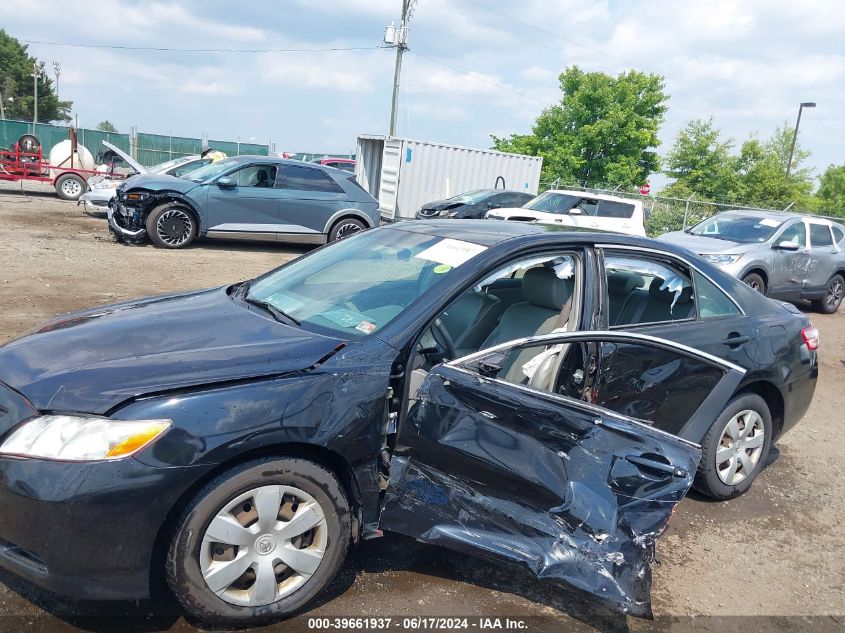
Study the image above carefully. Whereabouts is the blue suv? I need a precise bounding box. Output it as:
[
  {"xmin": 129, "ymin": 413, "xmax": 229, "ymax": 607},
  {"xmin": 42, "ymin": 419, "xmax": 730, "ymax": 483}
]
[{"xmin": 107, "ymin": 156, "xmax": 379, "ymax": 248}]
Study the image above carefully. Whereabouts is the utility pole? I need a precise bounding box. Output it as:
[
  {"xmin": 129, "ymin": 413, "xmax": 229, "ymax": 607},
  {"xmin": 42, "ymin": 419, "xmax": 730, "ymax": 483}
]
[
  {"xmin": 386, "ymin": 0, "xmax": 413, "ymax": 137},
  {"xmin": 786, "ymin": 101, "xmax": 816, "ymax": 177},
  {"xmin": 32, "ymin": 62, "xmax": 43, "ymax": 131},
  {"xmin": 53, "ymin": 61, "xmax": 62, "ymax": 100},
  {"xmin": 0, "ymin": 89, "xmax": 5, "ymax": 120}
]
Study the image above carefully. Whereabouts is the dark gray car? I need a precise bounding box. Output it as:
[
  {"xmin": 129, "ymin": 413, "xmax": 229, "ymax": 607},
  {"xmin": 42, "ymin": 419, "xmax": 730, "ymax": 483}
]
[
  {"xmin": 660, "ymin": 210, "xmax": 845, "ymax": 313},
  {"xmin": 107, "ymin": 156, "xmax": 379, "ymax": 248}
]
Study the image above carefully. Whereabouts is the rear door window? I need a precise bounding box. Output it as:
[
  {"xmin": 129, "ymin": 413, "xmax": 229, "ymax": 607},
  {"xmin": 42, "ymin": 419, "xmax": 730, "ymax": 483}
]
[
  {"xmin": 694, "ymin": 271, "xmax": 741, "ymax": 318},
  {"xmin": 596, "ymin": 200, "xmax": 636, "ymax": 218},
  {"xmin": 810, "ymin": 224, "xmax": 834, "ymax": 247},
  {"xmin": 281, "ymin": 165, "xmax": 343, "ymax": 193}
]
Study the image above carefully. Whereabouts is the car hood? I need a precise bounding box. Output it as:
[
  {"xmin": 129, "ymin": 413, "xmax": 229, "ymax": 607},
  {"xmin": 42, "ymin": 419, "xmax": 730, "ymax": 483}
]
[
  {"xmin": 119, "ymin": 173, "xmax": 199, "ymax": 194},
  {"xmin": 0, "ymin": 288, "xmax": 344, "ymax": 415},
  {"xmin": 417, "ymin": 200, "xmax": 471, "ymax": 217},
  {"xmin": 658, "ymin": 231, "xmax": 758, "ymax": 254},
  {"xmin": 102, "ymin": 140, "xmax": 146, "ymax": 174}
]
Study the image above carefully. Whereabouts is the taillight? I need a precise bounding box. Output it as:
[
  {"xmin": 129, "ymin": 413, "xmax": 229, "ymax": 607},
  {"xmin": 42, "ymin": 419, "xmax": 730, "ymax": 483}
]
[{"xmin": 801, "ymin": 325, "xmax": 819, "ymax": 351}]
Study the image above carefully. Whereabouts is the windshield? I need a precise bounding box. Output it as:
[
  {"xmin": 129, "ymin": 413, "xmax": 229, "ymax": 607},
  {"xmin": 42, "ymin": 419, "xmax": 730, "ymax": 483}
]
[
  {"xmin": 689, "ymin": 214, "xmax": 784, "ymax": 243},
  {"xmin": 149, "ymin": 156, "xmax": 191, "ymax": 174},
  {"xmin": 448, "ymin": 190, "xmax": 491, "ymax": 204},
  {"xmin": 524, "ymin": 192, "xmax": 580, "ymax": 214},
  {"xmin": 246, "ymin": 228, "xmax": 486, "ymax": 337},
  {"xmin": 187, "ymin": 158, "xmax": 239, "ymax": 182}
]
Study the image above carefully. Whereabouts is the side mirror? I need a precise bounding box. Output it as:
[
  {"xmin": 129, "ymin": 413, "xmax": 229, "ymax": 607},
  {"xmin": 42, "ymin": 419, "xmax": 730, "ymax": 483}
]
[
  {"xmin": 773, "ymin": 240, "xmax": 800, "ymax": 251},
  {"xmin": 568, "ymin": 207, "xmax": 583, "ymax": 215},
  {"xmin": 216, "ymin": 177, "xmax": 235, "ymax": 188}
]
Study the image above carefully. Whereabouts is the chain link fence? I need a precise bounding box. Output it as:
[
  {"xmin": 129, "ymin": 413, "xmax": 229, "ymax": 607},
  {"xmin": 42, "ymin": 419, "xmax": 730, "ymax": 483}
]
[{"xmin": 538, "ymin": 179, "xmax": 839, "ymax": 236}]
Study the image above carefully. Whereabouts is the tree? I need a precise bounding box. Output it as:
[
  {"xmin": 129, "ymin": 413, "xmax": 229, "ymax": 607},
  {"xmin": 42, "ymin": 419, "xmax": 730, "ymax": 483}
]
[
  {"xmin": 492, "ymin": 66, "xmax": 668, "ymax": 187},
  {"xmin": 662, "ymin": 118, "xmax": 740, "ymax": 201},
  {"xmin": 96, "ymin": 120, "xmax": 118, "ymax": 133},
  {"xmin": 0, "ymin": 29, "xmax": 72, "ymax": 122},
  {"xmin": 816, "ymin": 164, "xmax": 845, "ymax": 217}
]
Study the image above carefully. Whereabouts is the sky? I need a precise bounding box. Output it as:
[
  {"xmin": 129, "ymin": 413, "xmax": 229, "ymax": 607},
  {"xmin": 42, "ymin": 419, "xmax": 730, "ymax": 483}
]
[{"xmin": 2, "ymin": 0, "xmax": 843, "ymax": 187}]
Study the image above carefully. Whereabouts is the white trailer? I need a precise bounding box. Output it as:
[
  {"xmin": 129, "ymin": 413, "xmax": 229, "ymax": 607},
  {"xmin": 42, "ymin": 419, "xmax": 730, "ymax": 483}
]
[{"xmin": 355, "ymin": 135, "xmax": 543, "ymax": 221}]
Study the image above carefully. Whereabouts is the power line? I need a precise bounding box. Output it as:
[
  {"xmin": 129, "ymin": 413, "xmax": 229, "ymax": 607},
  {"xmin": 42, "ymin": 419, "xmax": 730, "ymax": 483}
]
[
  {"xmin": 408, "ymin": 50, "xmax": 556, "ymax": 108},
  {"xmin": 20, "ymin": 39, "xmax": 385, "ymax": 54}
]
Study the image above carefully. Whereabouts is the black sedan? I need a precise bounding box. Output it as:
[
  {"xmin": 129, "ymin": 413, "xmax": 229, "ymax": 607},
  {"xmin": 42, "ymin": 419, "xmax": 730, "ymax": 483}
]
[
  {"xmin": 415, "ymin": 188, "xmax": 534, "ymax": 219},
  {"xmin": 0, "ymin": 221, "xmax": 818, "ymax": 625}
]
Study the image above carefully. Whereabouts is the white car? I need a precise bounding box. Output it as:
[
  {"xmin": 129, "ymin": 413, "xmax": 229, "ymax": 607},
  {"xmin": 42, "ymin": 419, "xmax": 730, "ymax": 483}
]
[
  {"xmin": 486, "ymin": 189, "xmax": 647, "ymax": 236},
  {"xmin": 79, "ymin": 142, "xmax": 210, "ymax": 216}
]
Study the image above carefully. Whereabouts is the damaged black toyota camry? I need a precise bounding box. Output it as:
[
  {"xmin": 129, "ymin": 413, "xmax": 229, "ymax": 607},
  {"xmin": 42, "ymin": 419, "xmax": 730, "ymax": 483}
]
[{"xmin": 0, "ymin": 221, "xmax": 817, "ymax": 625}]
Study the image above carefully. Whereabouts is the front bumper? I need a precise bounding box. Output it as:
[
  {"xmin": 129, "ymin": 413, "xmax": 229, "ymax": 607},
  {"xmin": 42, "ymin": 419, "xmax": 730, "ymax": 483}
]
[
  {"xmin": 0, "ymin": 455, "xmax": 210, "ymax": 600},
  {"xmin": 107, "ymin": 204, "xmax": 147, "ymax": 242}
]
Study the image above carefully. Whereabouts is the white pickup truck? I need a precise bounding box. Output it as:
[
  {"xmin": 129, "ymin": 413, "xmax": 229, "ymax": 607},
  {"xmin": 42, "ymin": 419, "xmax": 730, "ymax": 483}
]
[{"xmin": 486, "ymin": 189, "xmax": 647, "ymax": 236}]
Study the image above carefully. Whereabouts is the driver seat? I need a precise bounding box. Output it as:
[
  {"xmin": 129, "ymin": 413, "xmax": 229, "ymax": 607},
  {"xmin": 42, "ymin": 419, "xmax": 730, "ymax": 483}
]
[{"xmin": 478, "ymin": 266, "xmax": 573, "ymax": 382}]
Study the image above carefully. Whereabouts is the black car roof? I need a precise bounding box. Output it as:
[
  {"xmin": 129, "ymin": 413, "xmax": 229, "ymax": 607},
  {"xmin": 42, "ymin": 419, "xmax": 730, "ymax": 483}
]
[{"xmin": 388, "ymin": 219, "xmax": 674, "ymax": 251}]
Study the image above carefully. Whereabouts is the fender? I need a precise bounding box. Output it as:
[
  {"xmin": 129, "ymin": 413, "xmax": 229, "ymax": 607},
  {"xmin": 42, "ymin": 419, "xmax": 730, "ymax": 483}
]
[
  {"xmin": 737, "ymin": 261, "xmax": 771, "ymax": 284},
  {"xmin": 322, "ymin": 207, "xmax": 376, "ymax": 234},
  {"xmin": 145, "ymin": 191, "xmax": 205, "ymax": 232}
]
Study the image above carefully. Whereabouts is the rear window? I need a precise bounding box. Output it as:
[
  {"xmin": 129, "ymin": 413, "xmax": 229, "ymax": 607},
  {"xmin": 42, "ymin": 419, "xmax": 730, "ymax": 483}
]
[
  {"xmin": 832, "ymin": 226, "xmax": 844, "ymax": 244},
  {"xmin": 810, "ymin": 224, "xmax": 833, "ymax": 247}
]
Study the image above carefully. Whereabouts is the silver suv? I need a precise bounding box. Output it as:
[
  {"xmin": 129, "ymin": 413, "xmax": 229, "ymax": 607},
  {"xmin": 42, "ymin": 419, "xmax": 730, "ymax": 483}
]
[{"xmin": 660, "ymin": 210, "xmax": 845, "ymax": 313}]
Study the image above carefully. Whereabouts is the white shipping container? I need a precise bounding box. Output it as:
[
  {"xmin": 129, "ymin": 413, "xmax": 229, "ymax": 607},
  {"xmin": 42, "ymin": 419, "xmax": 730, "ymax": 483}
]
[{"xmin": 355, "ymin": 135, "xmax": 543, "ymax": 221}]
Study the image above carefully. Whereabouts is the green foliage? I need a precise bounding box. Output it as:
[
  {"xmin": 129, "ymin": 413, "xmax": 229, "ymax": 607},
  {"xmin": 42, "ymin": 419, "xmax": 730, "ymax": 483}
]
[
  {"xmin": 96, "ymin": 120, "xmax": 119, "ymax": 133},
  {"xmin": 817, "ymin": 164, "xmax": 845, "ymax": 217},
  {"xmin": 661, "ymin": 120, "xmax": 817, "ymax": 211},
  {"xmin": 0, "ymin": 29, "xmax": 72, "ymax": 122},
  {"xmin": 492, "ymin": 66, "xmax": 668, "ymax": 188}
]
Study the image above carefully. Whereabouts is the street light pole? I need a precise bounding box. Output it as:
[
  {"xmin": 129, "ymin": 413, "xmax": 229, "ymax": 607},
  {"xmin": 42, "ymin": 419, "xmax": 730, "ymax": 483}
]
[
  {"xmin": 786, "ymin": 101, "xmax": 816, "ymax": 177},
  {"xmin": 32, "ymin": 62, "xmax": 43, "ymax": 132}
]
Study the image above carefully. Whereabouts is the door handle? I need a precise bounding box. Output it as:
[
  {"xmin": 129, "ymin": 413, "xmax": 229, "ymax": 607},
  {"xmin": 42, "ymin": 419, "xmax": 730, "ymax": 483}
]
[
  {"xmin": 626, "ymin": 455, "xmax": 688, "ymax": 478},
  {"xmin": 721, "ymin": 333, "xmax": 750, "ymax": 347}
]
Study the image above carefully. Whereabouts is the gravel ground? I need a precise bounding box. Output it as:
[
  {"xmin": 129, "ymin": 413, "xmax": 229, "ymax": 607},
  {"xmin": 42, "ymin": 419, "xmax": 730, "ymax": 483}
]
[{"xmin": 0, "ymin": 183, "xmax": 842, "ymax": 632}]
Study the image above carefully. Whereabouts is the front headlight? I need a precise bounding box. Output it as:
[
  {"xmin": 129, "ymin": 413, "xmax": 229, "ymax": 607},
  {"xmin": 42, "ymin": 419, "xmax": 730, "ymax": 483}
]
[
  {"xmin": 0, "ymin": 415, "xmax": 171, "ymax": 461},
  {"xmin": 439, "ymin": 210, "xmax": 459, "ymax": 218},
  {"xmin": 701, "ymin": 253, "xmax": 742, "ymax": 265}
]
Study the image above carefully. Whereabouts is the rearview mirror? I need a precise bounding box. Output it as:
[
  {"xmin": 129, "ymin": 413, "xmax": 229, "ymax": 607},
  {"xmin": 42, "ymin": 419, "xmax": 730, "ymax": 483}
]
[
  {"xmin": 216, "ymin": 177, "xmax": 235, "ymax": 188},
  {"xmin": 773, "ymin": 240, "xmax": 800, "ymax": 251}
]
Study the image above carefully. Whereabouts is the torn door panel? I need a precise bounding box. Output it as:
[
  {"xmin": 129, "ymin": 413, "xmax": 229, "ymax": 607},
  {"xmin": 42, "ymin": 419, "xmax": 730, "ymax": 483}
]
[{"xmin": 380, "ymin": 365, "xmax": 701, "ymax": 617}]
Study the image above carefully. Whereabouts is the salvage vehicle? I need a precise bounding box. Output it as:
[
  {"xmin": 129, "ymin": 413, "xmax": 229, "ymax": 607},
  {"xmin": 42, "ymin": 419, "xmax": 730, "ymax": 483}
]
[
  {"xmin": 487, "ymin": 189, "xmax": 647, "ymax": 236},
  {"xmin": 415, "ymin": 188, "xmax": 534, "ymax": 219},
  {"xmin": 660, "ymin": 210, "xmax": 845, "ymax": 313},
  {"xmin": 0, "ymin": 222, "xmax": 818, "ymax": 625},
  {"xmin": 310, "ymin": 156, "xmax": 356, "ymax": 172},
  {"xmin": 108, "ymin": 155, "xmax": 379, "ymax": 248},
  {"xmin": 80, "ymin": 142, "xmax": 210, "ymax": 217}
]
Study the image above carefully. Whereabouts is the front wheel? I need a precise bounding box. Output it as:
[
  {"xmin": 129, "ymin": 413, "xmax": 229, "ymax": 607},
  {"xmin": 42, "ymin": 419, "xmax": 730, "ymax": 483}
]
[
  {"xmin": 146, "ymin": 203, "xmax": 197, "ymax": 248},
  {"xmin": 811, "ymin": 274, "xmax": 844, "ymax": 314},
  {"xmin": 166, "ymin": 457, "xmax": 350, "ymax": 626},
  {"xmin": 694, "ymin": 393, "xmax": 772, "ymax": 500},
  {"xmin": 741, "ymin": 272, "xmax": 766, "ymax": 295}
]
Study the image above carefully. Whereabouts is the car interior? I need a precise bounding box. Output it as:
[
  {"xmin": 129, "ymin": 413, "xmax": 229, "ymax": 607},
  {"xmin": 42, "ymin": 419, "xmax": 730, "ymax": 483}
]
[
  {"xmin": 407, "ymin": 253, "xmax": 582, "ymax": 404},
  {"xmin": 605, "ymin": 257, "xmax": 696, "ymax": 327}
]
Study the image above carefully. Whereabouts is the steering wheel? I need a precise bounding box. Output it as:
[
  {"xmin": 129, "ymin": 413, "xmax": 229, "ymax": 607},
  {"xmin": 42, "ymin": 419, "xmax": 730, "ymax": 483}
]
[{"xmin": 431, "ymin": 318, "xmax": 457, "ymax": 360}]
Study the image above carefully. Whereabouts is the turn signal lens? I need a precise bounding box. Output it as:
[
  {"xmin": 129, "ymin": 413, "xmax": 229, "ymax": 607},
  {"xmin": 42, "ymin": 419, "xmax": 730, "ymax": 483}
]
[{"xmin": 801, "ymin": 326, "xmax": 819, "ymax": 351}]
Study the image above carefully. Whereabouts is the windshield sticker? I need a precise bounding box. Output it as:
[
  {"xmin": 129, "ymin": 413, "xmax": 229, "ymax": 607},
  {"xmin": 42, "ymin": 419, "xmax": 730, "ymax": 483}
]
[
  {"xmin": 433, "ymin": 264, "xmax": 452, "ymax": 274},
  {"xmin": 355, "ymin": 320, "xmax": 377, "ymax": 334},
  {"xmin": 415, "ymin": 238, "xmax": 487, "ymax": 268},
  {"xmin": 321, "ymin": 309, "xmax": 370, "ymax": 328},
  {"xmin": 759, "ymin": 218, "xmax": 781, "ymax": 227}
]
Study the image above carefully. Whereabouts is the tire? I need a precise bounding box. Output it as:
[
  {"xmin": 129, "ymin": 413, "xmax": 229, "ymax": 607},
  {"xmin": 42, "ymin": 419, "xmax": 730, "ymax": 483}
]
[
  {"xmin": 741, "ymin": 272, "xmax": 766, "ymax": 295},
  {"xmin": 146, "ymin": 203, "xmax": 197, "ymax": 249},
  {"xmin": 55, "ymin": 173, "xmax": 86, "ymax": 201},
  {"xmin": 694, "ymin": 393, "xmax": 772, "ymax": 500},
  {"xmin": 329, "ymin": 218, "xmax": 366, "ymax": 242},
  {"xmin": 811, "ymin": 274, "xmax": 844, "ymax": 314},
  {"xmin": 166, "ymin": 457, "xmax": 350, "ymax": 627}
]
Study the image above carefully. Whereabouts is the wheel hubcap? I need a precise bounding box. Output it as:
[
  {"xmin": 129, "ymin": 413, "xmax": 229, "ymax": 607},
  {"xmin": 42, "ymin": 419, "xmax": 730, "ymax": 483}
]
[
  {"xmin": 199, "ymin": 484, "xmax": 327, "ymax": 607},
  {"xmin": 747, "ymin": 279, "xmax": 761, "ymax": 292},
  {"xmin": 715, "ymin": 409, "xmax": 765, "ymax": 485},
  {"xmin": 156, "ymin": 209, "xmax": 193, "ymax": 246},
  {"xmin": 62, "ymin": 179, "xmax": 82, "ymax": 197},
  {"xmin": 827, "ymin": 280, "xmax": 842, "ymax": 309},
  {"xmin": 335, "ymin": 222, "xmax": 361, "ymax": 239}
]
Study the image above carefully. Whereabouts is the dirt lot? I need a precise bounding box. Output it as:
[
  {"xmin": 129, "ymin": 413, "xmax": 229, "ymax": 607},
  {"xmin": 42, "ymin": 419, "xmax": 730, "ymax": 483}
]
[{"xmin": 0, "ymin": 182, "xmax": 842, "ymax": 632}]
